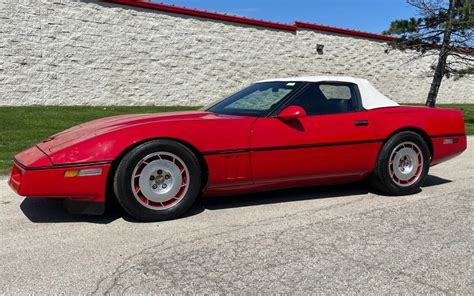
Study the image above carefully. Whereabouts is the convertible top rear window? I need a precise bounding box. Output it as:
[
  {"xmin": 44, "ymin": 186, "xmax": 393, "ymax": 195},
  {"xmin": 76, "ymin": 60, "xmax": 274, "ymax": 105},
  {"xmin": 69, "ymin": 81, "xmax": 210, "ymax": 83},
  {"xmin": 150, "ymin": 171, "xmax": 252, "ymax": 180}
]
[{"xmin": 206, "ymin": 82, "xmax": 303, "ymax": 116}]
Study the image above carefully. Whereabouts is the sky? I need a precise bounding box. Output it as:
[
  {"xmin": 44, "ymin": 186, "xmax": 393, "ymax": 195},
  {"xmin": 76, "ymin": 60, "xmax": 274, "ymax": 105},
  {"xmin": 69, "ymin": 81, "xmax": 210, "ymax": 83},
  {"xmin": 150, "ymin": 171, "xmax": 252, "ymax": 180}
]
[{"xmin": 152, "ymin": 0, "xmax": 418, "ymax": 34}]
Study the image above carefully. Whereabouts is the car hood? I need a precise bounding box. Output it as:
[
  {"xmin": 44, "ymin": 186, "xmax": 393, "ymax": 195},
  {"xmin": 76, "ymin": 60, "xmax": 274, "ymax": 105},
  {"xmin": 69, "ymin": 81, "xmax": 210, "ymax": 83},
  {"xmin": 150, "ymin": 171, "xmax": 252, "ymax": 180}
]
[{"xmin": 37, "ymin": 111, "xmax": 213, "ymax": 153}]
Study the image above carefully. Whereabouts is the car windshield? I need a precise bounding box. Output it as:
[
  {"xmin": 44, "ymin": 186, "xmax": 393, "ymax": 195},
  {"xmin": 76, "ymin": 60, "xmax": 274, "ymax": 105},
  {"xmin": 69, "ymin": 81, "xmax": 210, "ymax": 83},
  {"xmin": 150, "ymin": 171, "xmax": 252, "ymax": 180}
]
[{"xmin": 206, "ymin": 82, "xmax": 303, "ymax": 116}]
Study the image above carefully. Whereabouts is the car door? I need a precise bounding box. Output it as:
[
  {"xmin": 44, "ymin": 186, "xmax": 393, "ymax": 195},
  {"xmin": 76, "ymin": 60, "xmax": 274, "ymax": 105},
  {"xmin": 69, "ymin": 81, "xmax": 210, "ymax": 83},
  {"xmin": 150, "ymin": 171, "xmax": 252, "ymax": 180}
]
[{"xmin": 250, "ymin": 82, "xmax": 379, "ymax": 184}]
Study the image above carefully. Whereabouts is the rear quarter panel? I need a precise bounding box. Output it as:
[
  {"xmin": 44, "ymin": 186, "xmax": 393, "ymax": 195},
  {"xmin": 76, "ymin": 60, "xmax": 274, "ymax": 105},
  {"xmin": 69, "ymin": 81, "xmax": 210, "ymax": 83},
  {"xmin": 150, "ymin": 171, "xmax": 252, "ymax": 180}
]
[{"xmin": 370, "ymin": 106, "xmax": 467, "ymax": 165}]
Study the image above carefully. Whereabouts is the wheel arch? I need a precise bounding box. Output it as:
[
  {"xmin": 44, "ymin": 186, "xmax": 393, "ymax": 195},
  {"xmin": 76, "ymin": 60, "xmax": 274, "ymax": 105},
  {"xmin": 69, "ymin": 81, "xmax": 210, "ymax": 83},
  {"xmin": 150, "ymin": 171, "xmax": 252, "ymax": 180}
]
[
  {"xmin": 105, "ymin": 137, "xmax": 209, "ymax": 203},
  {"xmin": 382, "ymin": 127, "xmax": 433, "ymax": 158}
]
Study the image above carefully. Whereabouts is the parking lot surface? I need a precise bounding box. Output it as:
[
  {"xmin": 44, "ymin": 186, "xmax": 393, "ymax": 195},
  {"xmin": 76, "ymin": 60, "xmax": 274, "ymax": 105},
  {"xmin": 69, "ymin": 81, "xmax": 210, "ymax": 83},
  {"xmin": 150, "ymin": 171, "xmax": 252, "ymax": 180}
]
[{"xmin": 0, "ymin": 137, "xmax": 472, "ymax": 294}]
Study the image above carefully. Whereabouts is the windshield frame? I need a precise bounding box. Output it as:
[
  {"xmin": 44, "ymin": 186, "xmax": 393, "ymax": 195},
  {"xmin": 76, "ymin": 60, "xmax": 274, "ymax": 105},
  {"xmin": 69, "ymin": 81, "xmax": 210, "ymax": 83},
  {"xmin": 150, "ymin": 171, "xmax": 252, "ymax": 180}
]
[{"xmin": 204, "ymin": 81, "xmax": 306, "ymax": 117}]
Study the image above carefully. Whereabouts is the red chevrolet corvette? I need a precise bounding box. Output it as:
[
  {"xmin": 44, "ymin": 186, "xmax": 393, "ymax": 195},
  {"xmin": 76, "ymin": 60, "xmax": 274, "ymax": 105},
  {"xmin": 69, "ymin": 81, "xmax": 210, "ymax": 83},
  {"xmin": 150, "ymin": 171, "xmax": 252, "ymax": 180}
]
[{"xmin": 9, "ymin": 77, "xmax": 467, "ymax": 221}]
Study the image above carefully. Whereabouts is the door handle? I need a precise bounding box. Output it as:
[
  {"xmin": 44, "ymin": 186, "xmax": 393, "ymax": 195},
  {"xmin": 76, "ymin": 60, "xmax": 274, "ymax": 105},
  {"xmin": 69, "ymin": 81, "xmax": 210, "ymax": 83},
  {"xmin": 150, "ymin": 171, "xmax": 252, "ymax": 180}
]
[{"xmin": 354, "ymin": 120, "xmax": 369, "ymax": 126}]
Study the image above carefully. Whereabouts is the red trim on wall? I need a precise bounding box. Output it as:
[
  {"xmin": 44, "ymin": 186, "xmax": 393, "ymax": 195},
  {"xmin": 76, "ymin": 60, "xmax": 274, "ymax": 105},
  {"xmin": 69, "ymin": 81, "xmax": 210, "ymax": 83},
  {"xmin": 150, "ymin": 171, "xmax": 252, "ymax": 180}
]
[
  {"xmin": 103, "ymin": 0, "xmax": 399, "ymax": 40},
  {"xmin": 295, "ymin": 21, "xmax": 396, "ymax": 41},
  {"xmin": 103, "ymin": 0, "xmax": 297, "ymax": 31},
  {"xmin": 102, "ymin": 0, "xmax": 474, "ymax": 53},
  {"xmin": 459, "ymin": 48, "xmax": 474, "ymax": 54}
]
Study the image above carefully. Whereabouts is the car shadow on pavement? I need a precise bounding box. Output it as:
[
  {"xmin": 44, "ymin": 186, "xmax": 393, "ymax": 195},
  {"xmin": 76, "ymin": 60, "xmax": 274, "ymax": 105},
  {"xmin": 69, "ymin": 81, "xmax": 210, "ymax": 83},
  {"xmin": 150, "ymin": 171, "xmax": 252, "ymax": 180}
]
[
  {"xmin": 19, "ymin": 174, "xmax": 451, "ymax": 224},
  {"xmin": 20, "ymin": 198, "xmax": 124, "ymax": 224},
  {"xmin": 199, "ymin": 181, "xmax": 369, "ymax": 211},
  {"xmin": 421, "ymin": 174, "xmax": 452, "ymax": 187},
  {"xmin": 198, "ymin": 174, "xmax": 451, "ymax": 211}
]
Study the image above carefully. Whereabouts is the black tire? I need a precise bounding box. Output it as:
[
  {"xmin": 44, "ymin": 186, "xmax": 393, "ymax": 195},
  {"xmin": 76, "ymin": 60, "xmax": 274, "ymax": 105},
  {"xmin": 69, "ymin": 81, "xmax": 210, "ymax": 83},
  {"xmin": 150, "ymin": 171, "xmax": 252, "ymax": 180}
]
[
  {"xmin": 113, "ymin": 140, "xmax": 201, "ymax": 221},
  {"xmin": 369, "ymin": 131, "xmax": 430, "ymax": 195}
]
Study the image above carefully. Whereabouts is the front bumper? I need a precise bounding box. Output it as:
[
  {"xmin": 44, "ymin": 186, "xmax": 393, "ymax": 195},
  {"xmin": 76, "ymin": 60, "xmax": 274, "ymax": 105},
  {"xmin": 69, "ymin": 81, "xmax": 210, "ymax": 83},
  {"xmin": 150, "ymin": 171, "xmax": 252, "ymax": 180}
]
[{"xmin": 9, "ymin": 147, "xmax": 111, "ymax": 203}]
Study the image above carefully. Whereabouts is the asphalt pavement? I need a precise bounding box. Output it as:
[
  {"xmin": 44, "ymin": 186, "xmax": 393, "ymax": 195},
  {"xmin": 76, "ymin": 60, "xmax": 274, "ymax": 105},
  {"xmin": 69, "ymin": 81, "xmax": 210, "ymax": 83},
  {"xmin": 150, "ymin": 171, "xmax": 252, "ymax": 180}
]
[{"xmin": 1, "ymin": 137, "xmax": 473, "ymax": 294}]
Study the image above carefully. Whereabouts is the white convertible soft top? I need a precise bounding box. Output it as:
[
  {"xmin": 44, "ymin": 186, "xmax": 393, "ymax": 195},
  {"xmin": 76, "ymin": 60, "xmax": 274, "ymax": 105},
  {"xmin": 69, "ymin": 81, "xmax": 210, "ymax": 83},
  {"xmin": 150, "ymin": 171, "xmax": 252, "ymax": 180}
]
[{"xmin": 257, "ymin": 76, "xmax": 399, "ymax": 110}]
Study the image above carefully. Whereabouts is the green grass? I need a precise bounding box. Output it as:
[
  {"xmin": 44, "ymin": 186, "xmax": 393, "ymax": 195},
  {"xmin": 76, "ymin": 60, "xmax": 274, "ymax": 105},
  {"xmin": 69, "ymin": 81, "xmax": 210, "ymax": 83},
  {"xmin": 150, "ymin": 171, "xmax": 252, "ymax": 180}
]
[
  {"xmin": 0, "ymin": 104, "xmax": 472, "ymax": 175},
  {"xmin": 0, "ymin": 106, "xmax": 200, "ymax": 175}
]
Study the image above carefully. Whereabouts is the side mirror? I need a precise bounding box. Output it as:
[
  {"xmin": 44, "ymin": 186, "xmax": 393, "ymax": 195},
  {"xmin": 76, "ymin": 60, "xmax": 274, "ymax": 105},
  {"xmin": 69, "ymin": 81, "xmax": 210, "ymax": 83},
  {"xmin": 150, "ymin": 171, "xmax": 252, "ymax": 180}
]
[{"xmin": 277, "ymin": 105, "xmax": 307, "ymax": 121}]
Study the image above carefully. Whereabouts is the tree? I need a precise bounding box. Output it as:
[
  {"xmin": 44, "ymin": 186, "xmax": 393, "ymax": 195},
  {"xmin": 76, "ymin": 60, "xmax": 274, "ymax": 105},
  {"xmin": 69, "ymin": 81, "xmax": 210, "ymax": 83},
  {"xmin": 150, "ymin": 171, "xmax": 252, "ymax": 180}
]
[{"xmin": 384, "ymin": 0, "xmax": 473, "ymax": 107}]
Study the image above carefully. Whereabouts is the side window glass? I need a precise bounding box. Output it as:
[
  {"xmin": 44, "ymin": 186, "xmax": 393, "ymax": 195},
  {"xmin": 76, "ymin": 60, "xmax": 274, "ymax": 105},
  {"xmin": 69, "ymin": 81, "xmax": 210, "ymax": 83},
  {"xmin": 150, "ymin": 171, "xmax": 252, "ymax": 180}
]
[
  {"xmin": 290, "ymin": 83, "xmax": 359, "ymax": 115},
  {"xmin": 319, "ymin": 84, "xmax": 352, "ymax": 100}
]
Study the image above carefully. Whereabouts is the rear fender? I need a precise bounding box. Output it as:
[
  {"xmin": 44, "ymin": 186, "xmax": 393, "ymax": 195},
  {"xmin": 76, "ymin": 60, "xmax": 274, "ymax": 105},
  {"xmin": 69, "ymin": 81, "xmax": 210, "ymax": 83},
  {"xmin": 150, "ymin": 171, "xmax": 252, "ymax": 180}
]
[{"xmin": 370, "ymin": 106, "xmax": 467, "ymax": 165}]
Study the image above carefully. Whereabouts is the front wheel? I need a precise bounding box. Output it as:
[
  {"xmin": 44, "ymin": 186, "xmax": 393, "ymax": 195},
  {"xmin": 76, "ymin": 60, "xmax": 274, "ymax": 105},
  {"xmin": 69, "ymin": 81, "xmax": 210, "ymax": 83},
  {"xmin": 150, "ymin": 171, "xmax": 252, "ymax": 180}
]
[
  {"xmin": 369, "ymin": 131, "xmax": 430, "ymax": 195},
  {"xmin": 114, "ymin": 140, "xmax": 201, "ymax": 221}
]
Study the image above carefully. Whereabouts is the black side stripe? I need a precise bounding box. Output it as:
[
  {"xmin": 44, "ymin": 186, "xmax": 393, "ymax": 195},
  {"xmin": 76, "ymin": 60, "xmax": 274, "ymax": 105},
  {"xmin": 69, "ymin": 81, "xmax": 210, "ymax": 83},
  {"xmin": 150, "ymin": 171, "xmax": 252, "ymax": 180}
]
[
  {"xmin": 14, "ymin": 159, "xmax": 112, "ymax": 171},
  {"xmin": 430, "ymin": 133, "xmax": 466, "ymax": 138},
  {"xmin": 202, "ymin": 149, "xmax": 251, "ymax": 156},
  {"xmin": 252, "ymin": 139, "xmax": 379, "ymax": 152},
  {"xmin": 202, "ymin": 139, "xmax": 380, "ymax": 156},
  {"xmin": 202, "ymin": 133, "xmax": 467, "ymax": 156}
]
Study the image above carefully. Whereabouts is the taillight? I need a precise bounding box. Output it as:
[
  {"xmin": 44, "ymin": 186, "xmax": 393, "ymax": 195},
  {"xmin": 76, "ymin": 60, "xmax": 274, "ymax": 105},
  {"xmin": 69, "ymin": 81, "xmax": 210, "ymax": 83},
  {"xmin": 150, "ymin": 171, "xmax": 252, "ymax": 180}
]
[{"xmin": 11, "ymin": 163, "xmax": 23, "ymax": 177}]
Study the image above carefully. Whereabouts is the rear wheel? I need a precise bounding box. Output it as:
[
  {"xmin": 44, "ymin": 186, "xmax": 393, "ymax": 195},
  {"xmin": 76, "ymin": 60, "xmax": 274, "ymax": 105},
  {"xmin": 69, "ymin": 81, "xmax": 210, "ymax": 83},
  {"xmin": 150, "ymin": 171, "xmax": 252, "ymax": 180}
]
[
  {"xmin": 369, "ymin": 131, "xmax": 430, "ymax": 195},
  {"xmin": 114, "ymin": 140, "xmax": 201, "ymax": 221}
]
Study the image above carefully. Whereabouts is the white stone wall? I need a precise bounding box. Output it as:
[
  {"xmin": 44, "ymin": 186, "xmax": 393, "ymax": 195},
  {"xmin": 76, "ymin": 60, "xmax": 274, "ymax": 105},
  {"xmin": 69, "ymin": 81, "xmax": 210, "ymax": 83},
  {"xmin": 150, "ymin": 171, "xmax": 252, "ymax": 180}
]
[{"xmin": 0, "ymin": 0, "xmax": 472, "ymax": 106}]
